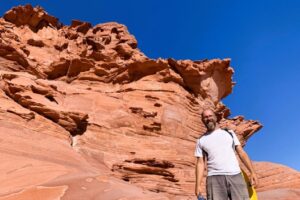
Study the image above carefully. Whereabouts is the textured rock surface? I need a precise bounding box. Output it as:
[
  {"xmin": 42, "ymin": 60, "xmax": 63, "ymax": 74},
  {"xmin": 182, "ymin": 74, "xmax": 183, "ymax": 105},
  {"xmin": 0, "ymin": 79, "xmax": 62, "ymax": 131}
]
[
  {"xmin": 0, "ymin": 5, "xmax": 299, "ymax": 200},
  {"xmin": 255, "ymin": 162, "xmax": 300, "ymax": 192}
]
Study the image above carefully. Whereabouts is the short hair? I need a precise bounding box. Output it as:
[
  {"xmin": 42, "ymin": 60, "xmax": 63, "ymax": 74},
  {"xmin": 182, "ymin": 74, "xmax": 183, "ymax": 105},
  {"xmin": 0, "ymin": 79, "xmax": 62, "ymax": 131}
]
[{"xmin": 201, "ymin": 109, "xmax": 215, "ymax": 117}]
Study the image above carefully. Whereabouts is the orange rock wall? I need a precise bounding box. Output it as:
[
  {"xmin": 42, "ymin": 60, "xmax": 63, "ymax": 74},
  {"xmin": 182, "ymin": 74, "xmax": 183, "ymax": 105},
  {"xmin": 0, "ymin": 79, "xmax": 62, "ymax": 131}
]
[{"xmin": 0, "ymin": 5, "xmax": 299, "ymax": 200}]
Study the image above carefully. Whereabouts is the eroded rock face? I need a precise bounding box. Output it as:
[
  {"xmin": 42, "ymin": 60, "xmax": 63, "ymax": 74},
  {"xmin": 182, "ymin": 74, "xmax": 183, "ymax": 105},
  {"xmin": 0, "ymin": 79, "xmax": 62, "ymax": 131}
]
[
  {"xmin": 0, "ymin": 5, "xmax": 298, "ymax": 200},
  {"xmin": 255, "ymin": 162, "xmax": 300, "ymax": 190},
  {"xmin": 3, "ymin": 4, "xmax": 62, "ymax": 32}
]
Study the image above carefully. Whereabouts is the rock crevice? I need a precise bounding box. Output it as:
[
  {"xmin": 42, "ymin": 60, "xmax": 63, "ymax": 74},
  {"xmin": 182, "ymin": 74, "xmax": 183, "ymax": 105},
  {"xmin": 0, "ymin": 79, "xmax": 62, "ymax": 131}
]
[{"xmin": 0, "ymin": 5, "xmax": 298, "ymax": 200}]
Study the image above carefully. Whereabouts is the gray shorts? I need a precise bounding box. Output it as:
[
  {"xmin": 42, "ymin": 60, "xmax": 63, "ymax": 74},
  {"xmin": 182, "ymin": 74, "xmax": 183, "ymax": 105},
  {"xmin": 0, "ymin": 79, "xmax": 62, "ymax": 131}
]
[{"xmin": 206, "ymin": 173, "xmax": 249, "ymax": 200}]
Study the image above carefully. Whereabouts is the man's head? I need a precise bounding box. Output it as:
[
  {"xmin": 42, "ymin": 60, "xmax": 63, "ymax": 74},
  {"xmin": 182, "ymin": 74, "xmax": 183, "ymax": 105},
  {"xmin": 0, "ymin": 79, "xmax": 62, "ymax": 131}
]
[{"xmin": 201, "ymin": 109, "xmax": 218, "ymax": 131}]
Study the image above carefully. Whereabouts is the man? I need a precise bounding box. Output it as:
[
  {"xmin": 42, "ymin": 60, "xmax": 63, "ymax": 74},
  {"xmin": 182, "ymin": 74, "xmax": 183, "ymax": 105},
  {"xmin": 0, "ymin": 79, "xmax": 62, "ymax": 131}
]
[{"xmin": 195, "ymin": 109, "xmax": 258, "ymax": 200}]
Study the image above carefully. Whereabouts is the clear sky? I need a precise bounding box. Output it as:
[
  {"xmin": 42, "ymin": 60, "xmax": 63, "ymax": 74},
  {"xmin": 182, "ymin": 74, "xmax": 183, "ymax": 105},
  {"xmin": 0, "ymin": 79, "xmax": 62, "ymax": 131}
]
[{"xmin": 1, "ymin": 1, "xmax": 299, "ymax": 171}]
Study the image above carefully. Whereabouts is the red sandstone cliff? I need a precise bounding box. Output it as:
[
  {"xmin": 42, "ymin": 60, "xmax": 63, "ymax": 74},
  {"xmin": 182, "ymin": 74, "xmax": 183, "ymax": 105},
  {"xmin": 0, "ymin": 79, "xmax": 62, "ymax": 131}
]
[{"xmin": 0, "ymin": 5, "xmax": 299, "ymax": 200}]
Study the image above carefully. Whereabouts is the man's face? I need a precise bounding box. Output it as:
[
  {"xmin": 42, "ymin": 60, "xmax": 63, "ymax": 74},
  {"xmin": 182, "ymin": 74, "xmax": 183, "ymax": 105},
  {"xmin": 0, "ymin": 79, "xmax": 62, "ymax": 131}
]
[{"xmin": 202, "ymin": 110, "xmax": 217, "ymax": 131}]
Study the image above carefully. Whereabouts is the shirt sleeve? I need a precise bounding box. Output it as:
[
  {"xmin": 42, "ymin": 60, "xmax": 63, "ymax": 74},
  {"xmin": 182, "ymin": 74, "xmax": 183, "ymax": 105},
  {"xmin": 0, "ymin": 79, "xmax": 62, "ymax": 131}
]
[
  {"xmin": 194, "ymin": 139, "xmax": 203, "ymax": 157},
  {"xmin": 230, "ymin": 131, "xmax": 241, "ymax": 146}
]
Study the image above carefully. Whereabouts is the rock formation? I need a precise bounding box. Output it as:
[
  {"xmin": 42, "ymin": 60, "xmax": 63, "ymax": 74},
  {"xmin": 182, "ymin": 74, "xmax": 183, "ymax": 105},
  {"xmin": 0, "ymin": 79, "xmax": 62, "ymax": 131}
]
[{"xmin": 0, "ymin": 5, "xmax": 299, "ymax": 200}]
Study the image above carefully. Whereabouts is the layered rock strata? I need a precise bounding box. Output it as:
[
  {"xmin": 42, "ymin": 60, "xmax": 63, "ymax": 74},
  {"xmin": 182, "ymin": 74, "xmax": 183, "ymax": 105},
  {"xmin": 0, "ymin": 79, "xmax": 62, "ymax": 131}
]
[{"xmin": 0, "ymin": 5, "xmax": 298, "ymax": 200}]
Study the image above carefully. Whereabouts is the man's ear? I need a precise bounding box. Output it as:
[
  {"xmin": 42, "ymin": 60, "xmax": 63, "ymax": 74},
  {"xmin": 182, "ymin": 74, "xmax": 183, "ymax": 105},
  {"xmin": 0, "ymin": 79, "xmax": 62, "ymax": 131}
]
[{"xmin": 215, "ymin": 112, "xmax": 222, "ymax": 122}]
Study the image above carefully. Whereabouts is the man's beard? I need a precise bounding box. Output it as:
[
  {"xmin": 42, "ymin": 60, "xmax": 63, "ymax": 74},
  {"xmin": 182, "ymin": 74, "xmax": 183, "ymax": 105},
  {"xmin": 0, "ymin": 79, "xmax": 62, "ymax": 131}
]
[{"xmin": 205, "ymin": 121, "xmax": 216, "ymax": 131}]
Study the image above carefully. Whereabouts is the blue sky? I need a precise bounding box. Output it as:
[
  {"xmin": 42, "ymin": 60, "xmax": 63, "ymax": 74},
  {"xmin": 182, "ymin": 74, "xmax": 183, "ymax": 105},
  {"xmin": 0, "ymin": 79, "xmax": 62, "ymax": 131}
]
[{"xmin": 1, "ymin": 1, "xmax": 299, "ymax": 171}]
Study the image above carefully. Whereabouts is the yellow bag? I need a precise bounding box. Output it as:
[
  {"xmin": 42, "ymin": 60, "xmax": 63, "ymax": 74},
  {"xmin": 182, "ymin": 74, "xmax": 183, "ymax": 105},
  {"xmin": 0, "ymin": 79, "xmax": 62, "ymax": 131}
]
[{"xmin": 241, "ymin": 170, "xmax": 258, "ymax": 200}]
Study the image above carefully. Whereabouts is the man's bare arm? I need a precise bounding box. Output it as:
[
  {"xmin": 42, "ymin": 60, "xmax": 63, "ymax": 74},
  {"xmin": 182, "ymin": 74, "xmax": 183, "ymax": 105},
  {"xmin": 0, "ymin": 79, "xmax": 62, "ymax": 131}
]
[
  {"xmin": 236, "ymin": 145, "xmax": 259, "ymax": 187},
  {"xmin": 195, "ymin": 156, "xmax": 205, "ymax": 196}
]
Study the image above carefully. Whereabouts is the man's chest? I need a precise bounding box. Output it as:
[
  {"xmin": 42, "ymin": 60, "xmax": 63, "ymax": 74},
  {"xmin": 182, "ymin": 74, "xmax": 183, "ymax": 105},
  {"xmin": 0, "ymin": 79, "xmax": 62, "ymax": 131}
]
[{"xmin": 201, "ymin": 132, "xmax": 233, "ymax": 154}]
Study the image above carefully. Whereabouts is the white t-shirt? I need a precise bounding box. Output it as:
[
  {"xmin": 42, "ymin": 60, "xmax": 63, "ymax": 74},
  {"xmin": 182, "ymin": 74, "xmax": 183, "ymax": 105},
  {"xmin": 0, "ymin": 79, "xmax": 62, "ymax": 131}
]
[{"xmin": 194, "ymin": 128, "xmax": 241, "ymax": 176}]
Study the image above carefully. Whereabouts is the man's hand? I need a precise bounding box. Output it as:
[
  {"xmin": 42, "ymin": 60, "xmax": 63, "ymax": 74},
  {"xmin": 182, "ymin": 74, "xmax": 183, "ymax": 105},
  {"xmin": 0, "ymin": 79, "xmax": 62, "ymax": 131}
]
[
  {"xmin": 195, "ymin": 187, "xmax": 205, "ymax": 197},
  {"xmin": 195, "ymin": 186, "xmax": 200, "ymax": 197},
  {"xmin": 236, "ymin": 146, "xmax": 259, "ymax": 188},
  {"xmin": 250, "ymin": 173, "xmax": 259, "ymax": 188}
]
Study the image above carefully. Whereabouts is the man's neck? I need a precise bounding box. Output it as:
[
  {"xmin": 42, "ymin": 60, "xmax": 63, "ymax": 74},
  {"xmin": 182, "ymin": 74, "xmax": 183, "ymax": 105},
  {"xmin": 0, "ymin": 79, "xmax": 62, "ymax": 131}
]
[
  {"xmin": 207, "ymin": 125, "xmax": 220, "ymax": 133},
  {"xmin": 214, "ymin": 125, "xmax": 220, "ymax": 130}
]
